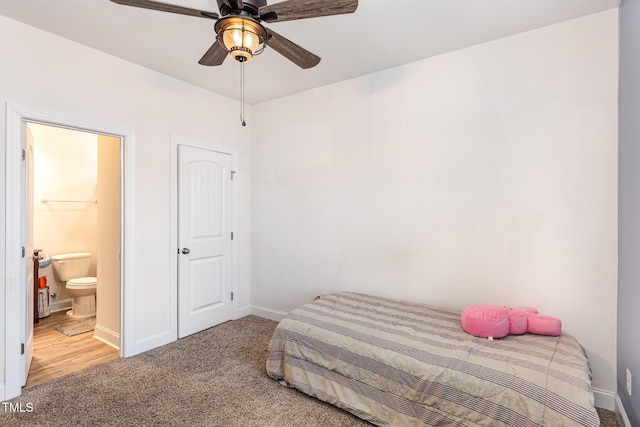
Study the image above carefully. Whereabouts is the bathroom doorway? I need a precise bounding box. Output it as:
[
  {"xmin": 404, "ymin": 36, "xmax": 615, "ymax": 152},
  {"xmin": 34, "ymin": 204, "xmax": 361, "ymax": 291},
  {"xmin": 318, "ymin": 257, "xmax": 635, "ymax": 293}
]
[
  {"xmin": 24, "ymin": 122, "xmax": 122, "ymax": 387},
  {"xmin": 4, "ymin": 104, "xmax": 133, "ymax": 400}
]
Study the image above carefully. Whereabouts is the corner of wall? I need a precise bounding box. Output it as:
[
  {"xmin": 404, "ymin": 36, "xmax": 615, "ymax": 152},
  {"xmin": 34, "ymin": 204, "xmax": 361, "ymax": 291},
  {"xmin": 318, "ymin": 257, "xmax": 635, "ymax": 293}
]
[
  {"xmin": 93, "ymin": 324, "xmax": 120, "ymax": 350},
  {"xmin": 594, "ymin": 388, "xmax": 617, "ymax": 410}
]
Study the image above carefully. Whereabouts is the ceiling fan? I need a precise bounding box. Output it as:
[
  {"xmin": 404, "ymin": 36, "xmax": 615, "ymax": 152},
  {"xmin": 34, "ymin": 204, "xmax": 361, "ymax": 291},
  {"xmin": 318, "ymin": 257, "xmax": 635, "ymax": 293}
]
[{"xmin": 110, "ymin": 0, "xmax": 359, "ymax": 69}]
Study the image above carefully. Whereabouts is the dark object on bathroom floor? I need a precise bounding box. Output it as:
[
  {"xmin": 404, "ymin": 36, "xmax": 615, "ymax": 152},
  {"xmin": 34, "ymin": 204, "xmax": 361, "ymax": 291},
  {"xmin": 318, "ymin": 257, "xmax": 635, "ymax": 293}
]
[{"xmin": 54, "ymin": 317, "xmax": 96, "ymax": 337}]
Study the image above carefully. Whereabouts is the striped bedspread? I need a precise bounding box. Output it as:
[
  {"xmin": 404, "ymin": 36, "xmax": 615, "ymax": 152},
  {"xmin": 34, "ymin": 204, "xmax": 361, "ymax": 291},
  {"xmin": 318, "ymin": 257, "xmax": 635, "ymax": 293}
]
[{"xmin": 266, "ymin": 292, "xmax": 599, "ymax": 426}]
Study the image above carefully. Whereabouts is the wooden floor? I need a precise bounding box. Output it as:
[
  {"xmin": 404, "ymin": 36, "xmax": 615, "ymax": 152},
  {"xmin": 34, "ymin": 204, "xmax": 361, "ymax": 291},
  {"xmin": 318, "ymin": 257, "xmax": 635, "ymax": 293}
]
[{"xmin": 24, "ymin": 311, "xmax": 119, "ymax": 389}]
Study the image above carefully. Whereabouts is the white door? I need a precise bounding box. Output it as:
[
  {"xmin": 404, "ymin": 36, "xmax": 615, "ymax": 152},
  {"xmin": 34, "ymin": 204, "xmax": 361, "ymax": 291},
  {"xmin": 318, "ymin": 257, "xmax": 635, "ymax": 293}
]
[
  {"xmin": 21, "ymin": 124, "xmax": 35, "ymax": 385},
  {"xmin": 177, "ymin": 145, "xmax": 233, "ymax": 338}
]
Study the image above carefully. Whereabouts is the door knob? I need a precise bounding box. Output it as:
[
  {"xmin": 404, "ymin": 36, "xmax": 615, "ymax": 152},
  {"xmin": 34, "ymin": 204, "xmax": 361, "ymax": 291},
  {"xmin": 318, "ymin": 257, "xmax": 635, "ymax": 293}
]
[{"xmin": 181, "ymin": 248, "xmax": 190, "ymax": 254}]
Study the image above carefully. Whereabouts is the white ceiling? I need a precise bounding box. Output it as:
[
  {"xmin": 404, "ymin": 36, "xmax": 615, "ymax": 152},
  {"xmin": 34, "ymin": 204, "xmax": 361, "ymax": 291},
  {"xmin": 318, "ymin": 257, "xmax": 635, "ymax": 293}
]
[{"xmin": 0, "ymin": 0, "xmax": 619, "ymax": 104}]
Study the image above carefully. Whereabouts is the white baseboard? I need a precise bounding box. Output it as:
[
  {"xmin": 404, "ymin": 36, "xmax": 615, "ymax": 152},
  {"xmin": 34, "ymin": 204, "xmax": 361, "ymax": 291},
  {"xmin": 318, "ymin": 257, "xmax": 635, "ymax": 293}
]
[
  {"xmin": 132, "ymin": 330, "xmax": 173, "ymax": 356},
  {"xmin": 93, "ymin": 324, "xmax": 120, "ymax": 350},
  {"xmin": 616, "ymin": 394, "xmax": 632, "ymax": 427},
  {"xmin": 593, "ymin": 387, "xmax": 616, "ymax": 411},
  {"xmin": 250, "ymin": 305, "xmax": 287, "ymax": 322},
  {"xmin": 49, "ymin": 299, "xmax": 71, "ymax": 313},
  {"xmin": 235, "ymin": 304, "xmax": 251, "ymax": 319}
]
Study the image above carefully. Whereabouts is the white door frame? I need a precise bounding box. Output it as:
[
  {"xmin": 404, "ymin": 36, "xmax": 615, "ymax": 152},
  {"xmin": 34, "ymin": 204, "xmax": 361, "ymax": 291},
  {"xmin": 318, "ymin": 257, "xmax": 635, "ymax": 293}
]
[
  {"xmin": 3, "ymin": 103, "xmax": 135, "ymax": 400},
  {"xmin": 170, "ymin": 135, "xmax": 238, "ymax": 339}
]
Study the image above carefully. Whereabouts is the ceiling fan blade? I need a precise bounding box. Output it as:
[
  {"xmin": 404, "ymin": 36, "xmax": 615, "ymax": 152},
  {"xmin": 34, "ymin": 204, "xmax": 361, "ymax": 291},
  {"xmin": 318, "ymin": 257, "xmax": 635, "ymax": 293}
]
[
  {"xmin": 265, "ymin": 28, "xmax": 320, "ymax": 69},
  {"xmin": 259, "ymin": 0, "xmax": 357, "ymax": 23},
  {"xmin": 110, "ymin": 0, "xmax": 219, "ymax": 19},
  {"xmin": 198, "ymin": 41, "xmax": 228, "ymax": 66}
]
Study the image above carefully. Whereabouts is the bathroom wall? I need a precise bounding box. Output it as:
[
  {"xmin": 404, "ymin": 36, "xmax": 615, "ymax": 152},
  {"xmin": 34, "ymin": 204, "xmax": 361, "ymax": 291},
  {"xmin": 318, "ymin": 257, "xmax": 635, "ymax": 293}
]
[
  {"xmin": 96, "ymin": 134, "xmax": 121, "ymax": 348},
  {"xmin": 31, "ymin": 123, "xmax": 98, "ymax": 312}
]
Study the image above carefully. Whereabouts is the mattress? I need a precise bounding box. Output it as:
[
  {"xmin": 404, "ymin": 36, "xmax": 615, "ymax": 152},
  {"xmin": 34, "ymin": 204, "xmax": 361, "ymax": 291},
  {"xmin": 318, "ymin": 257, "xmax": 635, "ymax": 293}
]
[{"xmin": 266, "ymin": 292, "xmax": 600, "ymax": 426}]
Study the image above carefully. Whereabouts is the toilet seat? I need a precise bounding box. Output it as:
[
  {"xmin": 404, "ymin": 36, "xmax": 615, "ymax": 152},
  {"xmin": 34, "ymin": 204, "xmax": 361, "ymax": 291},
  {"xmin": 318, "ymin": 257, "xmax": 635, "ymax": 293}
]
[{"xmin": 67, "ymin": 276, "xmax": 97, "ymax": 288}]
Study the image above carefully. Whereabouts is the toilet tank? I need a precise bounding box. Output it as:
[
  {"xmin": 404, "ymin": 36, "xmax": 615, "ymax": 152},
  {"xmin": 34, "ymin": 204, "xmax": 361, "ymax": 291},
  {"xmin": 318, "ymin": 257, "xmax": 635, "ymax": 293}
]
[{"xmin": 51, "ymin": 252, "xmax": 92, "ymax": 282}]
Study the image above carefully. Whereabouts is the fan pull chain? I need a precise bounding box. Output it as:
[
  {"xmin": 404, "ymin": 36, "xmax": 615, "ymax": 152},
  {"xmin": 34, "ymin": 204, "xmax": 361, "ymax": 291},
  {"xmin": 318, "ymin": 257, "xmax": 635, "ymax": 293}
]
[{"xmin": 240, "ymin": 60, "xmax": 246, "ymax": 127}]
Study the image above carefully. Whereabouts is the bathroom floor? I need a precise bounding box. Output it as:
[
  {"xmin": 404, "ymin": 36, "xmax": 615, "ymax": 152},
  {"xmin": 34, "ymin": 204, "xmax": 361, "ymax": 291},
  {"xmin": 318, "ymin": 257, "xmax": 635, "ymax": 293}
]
[{"xmin": 24, "ymin": 311, "xmax": 119, "ymax": 389}]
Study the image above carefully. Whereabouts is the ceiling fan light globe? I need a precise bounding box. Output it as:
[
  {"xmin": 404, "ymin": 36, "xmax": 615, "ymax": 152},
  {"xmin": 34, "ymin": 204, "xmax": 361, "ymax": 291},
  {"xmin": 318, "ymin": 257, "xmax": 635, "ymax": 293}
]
[
  {"xmin": 227, "ymin": 27, "xmax": 244, "ymax": 47},
  {"xmin": 223, "ymin": 28, "xmax": 259, "ymax": 52},
  {"xmin": 216, "ymin": 16, "xmax": 266, "ymax": 62}
]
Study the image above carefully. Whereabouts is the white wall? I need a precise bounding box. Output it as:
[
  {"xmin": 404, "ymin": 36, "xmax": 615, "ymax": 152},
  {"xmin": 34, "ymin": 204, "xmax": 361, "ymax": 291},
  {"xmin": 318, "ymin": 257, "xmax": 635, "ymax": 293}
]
[
  {"xmin": 0, "ymin": 14, "xmax": 252, "ymax": 397},
  {"xmin": 251, "ymin": 9, "xmax": 618, "ymax": 397}
]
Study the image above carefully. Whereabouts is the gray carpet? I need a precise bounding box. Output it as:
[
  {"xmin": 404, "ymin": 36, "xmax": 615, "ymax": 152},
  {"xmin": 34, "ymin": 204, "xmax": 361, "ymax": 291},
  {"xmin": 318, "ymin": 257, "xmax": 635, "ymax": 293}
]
[{"xmin": 3, "ymin": 316, "xmax": 621, "ymax": 426}]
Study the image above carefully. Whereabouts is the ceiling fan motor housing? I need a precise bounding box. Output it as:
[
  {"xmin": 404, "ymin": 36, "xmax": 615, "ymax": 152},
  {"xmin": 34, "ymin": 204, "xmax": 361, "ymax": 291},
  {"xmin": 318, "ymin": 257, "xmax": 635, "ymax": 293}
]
[{"xmin": 216, "ymin": 0, "xmax": 267, "ymax": 16}]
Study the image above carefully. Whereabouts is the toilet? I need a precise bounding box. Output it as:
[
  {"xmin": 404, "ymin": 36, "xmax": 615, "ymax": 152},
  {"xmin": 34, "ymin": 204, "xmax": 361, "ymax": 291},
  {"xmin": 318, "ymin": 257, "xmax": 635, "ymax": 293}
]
[{"xmin": 51, "ymin": 252, "xmax": 97, "ymax": 318}]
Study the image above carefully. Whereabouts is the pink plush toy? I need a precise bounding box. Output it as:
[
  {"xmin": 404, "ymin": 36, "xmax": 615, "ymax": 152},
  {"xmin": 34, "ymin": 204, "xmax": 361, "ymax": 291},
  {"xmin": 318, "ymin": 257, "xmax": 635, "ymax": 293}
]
[{"xmin": 461, "ymin": 304, "xmax": 561, "ymax": 339}]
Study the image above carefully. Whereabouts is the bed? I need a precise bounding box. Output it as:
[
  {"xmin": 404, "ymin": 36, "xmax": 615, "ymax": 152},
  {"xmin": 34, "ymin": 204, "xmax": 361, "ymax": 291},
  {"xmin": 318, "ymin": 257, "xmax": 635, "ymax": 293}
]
[{"xmin": 266, "ymin": 292, "xmax": 600, "ymax": 426}]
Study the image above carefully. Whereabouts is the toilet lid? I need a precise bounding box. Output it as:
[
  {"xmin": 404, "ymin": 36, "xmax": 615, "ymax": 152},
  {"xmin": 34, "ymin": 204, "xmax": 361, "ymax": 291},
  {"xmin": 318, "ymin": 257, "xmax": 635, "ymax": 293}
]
[{"xmin": 67, "ymin": 276, "xmax": 97, "ymax": 286}]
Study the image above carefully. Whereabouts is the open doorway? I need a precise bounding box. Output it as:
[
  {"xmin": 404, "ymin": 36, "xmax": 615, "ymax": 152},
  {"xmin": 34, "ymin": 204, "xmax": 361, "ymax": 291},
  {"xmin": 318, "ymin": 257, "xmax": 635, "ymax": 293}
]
[
  {"xmin": 23, "ymin": 123, "xmax": 122, "ymax": 388},
  {"xmin": 4, "ymin": 103, "xmax": 132, "ymax": 400}
]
